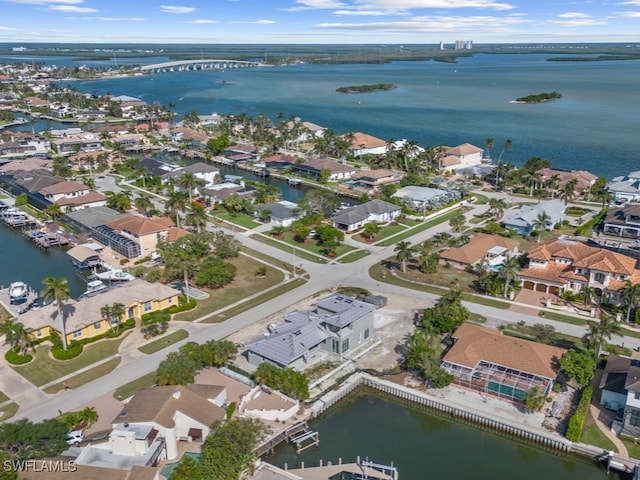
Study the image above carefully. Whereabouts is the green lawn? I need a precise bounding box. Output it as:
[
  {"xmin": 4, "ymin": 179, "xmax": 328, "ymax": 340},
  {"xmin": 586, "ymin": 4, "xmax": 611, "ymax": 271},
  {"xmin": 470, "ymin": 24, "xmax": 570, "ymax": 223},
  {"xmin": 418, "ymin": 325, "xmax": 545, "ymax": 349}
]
[
  {"xmin": 376, "ymin": 209, "xmax": 461, "ymax": 247},
  {"xmin": 339, "ymin": 250, "xmax": 370, "ymax": 263},
  {"xmin": 272, "ymin": 231, "xmax": 356, "ymax": 259},
  {"xmin": 581, "ymin": 424, "xmax": 618, "ymax": 452},
  {"xmin": 0, "ymin": 403, "xmax": 19, "ymax": 422},
  {"xmin": 251, "ymin": 235, "xmax": 327, "ymax": 263},
  {"xmin": 43, "ymin": 358, "xmax": 122, "ymax": 394},
  {"xmin": 211, "ymin": 210, "xmax": 261, "ymax": 229},
  {"xmin": 538, "ymin": 310, "xmax": 588, "ymax": 326},
  {"xmin": 0, "ymin": 391, "xmax": 8, "ymax": 403},
  {"xmin": 369, "ymin": 263, "xmax": 447, "ymax": 295},
  {"xmin": 13, "ymin": 334, "xmax": 129, "ymax": 387},
  {"xmin": 202, "ymin": 278, "xmax": 306, "ymax": 324},
  {"xmin": 241, "ymin": 246, "xmax": 298, "ymax": 275},
  {"xmin": 623, "ymin": 440, "xmax": 640, "ymax": 460},
  {"xmin": 114, "ymin": 372, "xmax": 158, "ymax": 401},
  {"xmin": 175, "ymin": 254, "xmax": 286, "ymax": 321},
  {"xmin": 472, "ymin": 193, "xmax": 490, "ymax": 205},
  {"xmin": 138, "ymin": 329, "xmax": 189, "ymax": 354}
]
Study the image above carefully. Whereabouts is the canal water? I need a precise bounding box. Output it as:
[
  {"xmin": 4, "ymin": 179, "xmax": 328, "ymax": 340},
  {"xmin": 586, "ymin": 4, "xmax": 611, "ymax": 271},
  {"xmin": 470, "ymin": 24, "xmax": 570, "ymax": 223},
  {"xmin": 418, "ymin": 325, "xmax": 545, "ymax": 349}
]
[
  {"xmin": 0, "ymin": 221, "xmax": 86, "ymax": 300},
  {"xmin": 267, "ymin": 392, "xmax": 626, "ymax": 480}
]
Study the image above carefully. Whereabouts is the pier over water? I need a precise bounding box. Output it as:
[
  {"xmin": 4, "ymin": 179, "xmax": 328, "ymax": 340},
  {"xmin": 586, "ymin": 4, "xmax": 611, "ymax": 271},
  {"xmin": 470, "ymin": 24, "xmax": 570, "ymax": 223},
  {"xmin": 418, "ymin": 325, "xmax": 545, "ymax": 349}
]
[{"xmin": 140, "ymin": 59, "xmax": 264, "ymax": 74}]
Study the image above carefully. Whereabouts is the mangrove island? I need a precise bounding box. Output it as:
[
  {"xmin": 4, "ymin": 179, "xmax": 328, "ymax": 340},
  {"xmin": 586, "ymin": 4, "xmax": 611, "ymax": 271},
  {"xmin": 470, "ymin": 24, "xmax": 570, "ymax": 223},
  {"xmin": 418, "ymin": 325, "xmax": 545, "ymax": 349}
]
[
  {"xmin": 513, "ymin": 91, "xmax": 563, "ymax": 103},
  {"xmin": 336, "ymin": 83, "xmax": 397, "ymax": 94}
]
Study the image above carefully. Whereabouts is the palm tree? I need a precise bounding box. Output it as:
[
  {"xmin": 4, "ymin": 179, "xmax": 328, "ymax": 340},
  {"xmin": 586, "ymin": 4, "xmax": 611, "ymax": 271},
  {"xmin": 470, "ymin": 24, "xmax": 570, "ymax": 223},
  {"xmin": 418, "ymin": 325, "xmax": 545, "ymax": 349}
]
[
  {"xmin": 522, "ymin": 387, "xmax": 546, "ymax": 412},
  {"xmin": 185, "ymin": 204, "xmax": 208, "ymax": 233},
  {"xmin": 449, "ymin": 212, "xmax": 466, "ymax": 233},
  {"xmin": 134, "ymin": 193, "xmax": 154, "ymax": 217},
  {"xmin": 43, "ymin": 203, "xmax": 62, "ymax": 222},
  {"xmin": 584, "ymin": 315, "xmax": 622, "ymax": 353},
  {"xmin": 524, "ymin": 172, "xmax": 542, "ymax": 197},
  {"xmin": 485, "ymin": 138, "xmax": 494, "ymax": 160},
  {"xmin": 165, "ymin": 191, "xmax": 188, "ymax": 228},
  {"xmin": 500, "ymin": 256, "xmax": 521, "ymax": 298},
  {"xmin": 497, "ymin": 139, "xmax": 512, "ymax": 164},
  {"xmin": 488, "ymin": 198, "xmax": 507, "ymax": 220},
  {"xmin": 177, "ymin": 171, "xmax": 205, "ymax": 203},
  {"xmin": 599, "ymin": 187, "xmax": 614, "ymax": 208},
  {"xmin": 99, "ymin": 303, "xmax": 112, "ymax": 330},
  {"xmin": 580, "ymin": 284, "xmax": 596, "ymax": 307},
  {"xmin": 41, "ymin": 276, "xmax": 71, "ymax": 350},
  {"xmin": 0, "ymin": 317, "xmax": 31, "ymax": 355},
  {"xmin": 394, "ymin": 241, "xmax": 414, "ymax": 273},
  {"xmin": 532, "ymin": 211, "xmax": 551, "ymax": 243},
  {"xmin": 621, "ymin": 281, "xmax": 640, "ymax": 322},
  {"xmin": 110, "ymin": 302, "xmax": 125, "ymax": 333},
  {"xmin": 558, "ymin": 179, "xmax": 578, "ymax": 205}
]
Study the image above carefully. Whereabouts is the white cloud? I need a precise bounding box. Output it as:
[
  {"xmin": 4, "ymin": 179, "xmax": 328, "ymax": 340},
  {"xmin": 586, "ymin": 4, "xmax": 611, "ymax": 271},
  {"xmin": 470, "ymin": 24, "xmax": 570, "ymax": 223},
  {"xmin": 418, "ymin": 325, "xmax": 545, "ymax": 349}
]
[
  {"xmin": 543, "ymin": 19, "xmax": 607, "ymax": 26},
  {"xmin": 255, "ymin": 19, "xmax": 276, "ymax": 24},
  {"xmin": 186, "ymin": 18, "xmax": 218, "ymax": 23},
  {"xmin": 288, "ymin": 0, "xmax": 515, "ymax": 11},
  {"xmin": 616, "ymin": 0, "xmax": 640, "ymax": 4},
  {"xmin": 160, "ymin": 5, "xmax": 196, "ymax": 14},
  {"xmin": 557, "ymin": 12, "xmax": 590, "ymax": 18},
  {"xmin": 79, "ymin": 16, "xmax": 145, "ymax": 21},
  {"xmin": 2, "ymin": 0, "xmax": 83, "ymax": 4},
  {"xmin": 50, "ymin": 5, "xmax": 97, "ymax": 12},
  {"xmin": 617, "ymin": 10, "xmax": 640, "ymax": 16},
  {"xmin": 333, "ymin": 9, "xmax": 407, "ymax": 15}
]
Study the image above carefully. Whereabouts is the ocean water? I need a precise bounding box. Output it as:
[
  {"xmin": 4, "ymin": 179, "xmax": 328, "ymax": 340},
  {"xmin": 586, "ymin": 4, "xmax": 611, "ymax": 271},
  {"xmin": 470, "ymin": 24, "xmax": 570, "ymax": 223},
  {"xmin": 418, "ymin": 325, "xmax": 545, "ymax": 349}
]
[{"xmin": 62, "ymin": 53, "xmax": 640, "ymax": 178}]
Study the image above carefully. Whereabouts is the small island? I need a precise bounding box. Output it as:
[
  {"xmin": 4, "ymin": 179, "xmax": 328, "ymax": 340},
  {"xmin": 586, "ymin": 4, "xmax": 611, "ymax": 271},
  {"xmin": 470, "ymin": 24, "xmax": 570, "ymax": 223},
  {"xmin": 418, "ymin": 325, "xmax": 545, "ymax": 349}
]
[
  {"xmin": 513, "ymin": 91, "xmax": 563, "ymax": 104},
  {"xmin": 336, "ymin": 83, "xmax": 397, "ymax": 94}
]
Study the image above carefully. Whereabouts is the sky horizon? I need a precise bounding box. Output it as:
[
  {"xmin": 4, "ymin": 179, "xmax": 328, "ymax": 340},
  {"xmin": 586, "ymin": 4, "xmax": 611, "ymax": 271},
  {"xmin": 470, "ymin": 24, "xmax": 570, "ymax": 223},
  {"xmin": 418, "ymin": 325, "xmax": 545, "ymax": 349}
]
[{"xmin": 1, "ymin": 0, "xmax": 639, "ymax": 45}]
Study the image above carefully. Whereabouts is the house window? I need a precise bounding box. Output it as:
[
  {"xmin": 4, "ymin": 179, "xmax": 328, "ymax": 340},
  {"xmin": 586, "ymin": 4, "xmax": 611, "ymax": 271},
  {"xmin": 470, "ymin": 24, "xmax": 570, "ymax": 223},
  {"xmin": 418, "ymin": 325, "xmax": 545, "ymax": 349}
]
[
  {"xmin": 36, "ymin": 329, "xmax": 42, "ymax": 338},
  {"xmin": 128, "ymin": 307, "xmax": 135, "ymax": 319},
  {"xmin": 331, "ymin": 339, "xmax": 340, "ymax": 354},
  {"xmin": 364, "ymin": 328, "xmax": 370, "ymax": 340},
  {"xmin": 73, "ymin": 330, "xmax": 82, "ymax": 339},
  {"xmin": 595, "ymin": 272, "xmax": 606, "ymax": 283},
  {"xmin": 630, "ymin": 410, "xmax": 640, "ymax": 427},
  {"xmin": 144, "ymin": 301, "xmax": 152, "ymax": 312},
  {"xmin": 635, "ymin": 392, "xmax": 640, "ymax": 400},
  {"xmin": 94, "ymin": 321, "xmax": 101, "ymax": 330},
  {"xmin": 110, "ymin": 315, "xmax": 119, "ymax": 325},
  {"xmin": 341, "ymin": 338, "xmax": 350, "ymax": 354}
]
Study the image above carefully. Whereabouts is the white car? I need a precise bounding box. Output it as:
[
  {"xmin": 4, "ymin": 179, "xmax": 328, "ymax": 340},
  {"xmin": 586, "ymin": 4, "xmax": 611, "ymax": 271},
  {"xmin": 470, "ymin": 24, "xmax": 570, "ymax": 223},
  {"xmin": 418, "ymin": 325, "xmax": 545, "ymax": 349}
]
[{"xmin": 66, "ymin": 430, "xmax": 84, "ymax": 446}]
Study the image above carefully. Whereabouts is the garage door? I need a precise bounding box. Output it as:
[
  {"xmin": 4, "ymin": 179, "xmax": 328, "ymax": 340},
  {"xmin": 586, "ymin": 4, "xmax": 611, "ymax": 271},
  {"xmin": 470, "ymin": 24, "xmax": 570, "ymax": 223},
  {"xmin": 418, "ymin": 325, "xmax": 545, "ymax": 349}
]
[
  {"xmin": 535, "ymin": 283, "xmax": 547, "ymax": 292},
  {"xmin": 523, "ymin": 281, "xmax": 534, "ymax": 290}
]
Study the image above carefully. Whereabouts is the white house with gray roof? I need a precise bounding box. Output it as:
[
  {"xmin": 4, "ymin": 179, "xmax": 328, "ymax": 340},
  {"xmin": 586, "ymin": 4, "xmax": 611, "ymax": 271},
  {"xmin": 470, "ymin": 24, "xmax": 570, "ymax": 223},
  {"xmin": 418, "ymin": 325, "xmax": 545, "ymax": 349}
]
[
  {"xmin": 609, "ymin": 171, "xmax": 640, "ymax": 204},
  {"xmin": 391, "ymin": 186, "xmax": 449, "ymax": 210},
  {"xmin": 245, "ymin": 294, "xmax": 375, "ymax": 370},
  {"xmin": 255, "ymin": 200, "xmax": 304, "ymax": 227},
  {"xmin": 332, "ymin": 199, "xmax": 401, "ymax": 231},
  {"xmin": 502, "ymin": 199, "xmax": 566, "ymax": 236}
]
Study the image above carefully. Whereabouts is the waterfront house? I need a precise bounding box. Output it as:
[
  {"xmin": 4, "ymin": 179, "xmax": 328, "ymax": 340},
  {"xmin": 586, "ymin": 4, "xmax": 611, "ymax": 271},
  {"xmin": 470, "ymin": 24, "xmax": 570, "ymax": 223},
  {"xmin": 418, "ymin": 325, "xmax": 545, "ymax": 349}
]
[
  {"xmin": 109, "ymin": 384, "xmax": 226, "ymax": 459},
  {"xmin": 200, "ymin": 181, "xmax": 255, "ymax": 204},
  {"xmin": 609, "ymin": 172, "xmax": 640, "ymax": 204},
  {"xmin": 0, "ymin": 132, "xmax": 51, "ymax": 158},
  {"xmin": 518, "ymin": 238, "xmax": 640, "ymax": 302},
  {"xmin": 39, "ymin": 181, "xmax": 107, "ymax": 210},
  {"xmin": 332, "ymin": 199, "xmax": 402, "ymax": 231},
  {"xmin": 255, "ymin": 200, "xmax": 303, "ymax": 227},
  {"xmin": 536, "ymin": 168, "xmax": 597, "ymax": 195},
  {"xmin": 599, "ymin": 354, "xmax": 640, "ymax": 438},
  {"xmin": 261, "ymin": 153, "xmax": 299, "ymax": 169},
  {"xmin": 245, "ymin": 294, "xmax": 375, "ymax": 370},
  {"xmin": 136, "ymin": 157, "xmax": 179, "ymax": 177},
  {"xmin": 441, "ymin": 323, "xmax": 566, "ymax": 402},
  {"xmin": 348, "ymin": 132, "xmax": 388, "ymax": 157},
  {"xmin": 239, "ymin": 385, "xmax": 299, "ymax": 422},
  {"xmin": 11, "ymin": 169, "xmax": 60, "ymax": 193},
  {"xmin": 439, "ymin": 233, "xmax": 520, "ymax": 270},
  {"xmin": 293, "ymin": 158, "xmax": 356, "ymax": 182},
  {"xmin": 390, "ymin": 185, "xmax": 450, "ymax": 211},
  {"xmin": 603, "ymin": 205, "xmax": 640, "ymax": 239},
  {"xmin": 161, "ymin": 162, "xmax": 220, "ymax": 191},
  {"xmin": 350, "ymin": 169, "xmax": 401, "ymax": 191},
  {"xmin": 19, "ymin": 279, "xmax": 180, "ymax": 345},
  {"xmin": 65, "ymin": 206, "xmax": 127, "ymax": 231},
  {"xmin": 97, "ymin": 215, "xmax": 186, "ymax": 259},
  {"xmin": 502, "ymin": 199, "xmax": 566, "ymax": 236},
  {"xmin": 441, "ymin": 143, "xmax": 484, "ymax": 171}
]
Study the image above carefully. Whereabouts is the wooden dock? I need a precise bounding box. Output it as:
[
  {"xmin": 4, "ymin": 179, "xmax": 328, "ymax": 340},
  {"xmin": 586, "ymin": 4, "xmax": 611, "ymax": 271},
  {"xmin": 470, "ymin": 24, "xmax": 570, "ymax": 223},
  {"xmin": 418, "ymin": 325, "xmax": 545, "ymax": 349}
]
[{"xmin": 254, "ymin": 421, "xmax": 314, "ymax": 457}]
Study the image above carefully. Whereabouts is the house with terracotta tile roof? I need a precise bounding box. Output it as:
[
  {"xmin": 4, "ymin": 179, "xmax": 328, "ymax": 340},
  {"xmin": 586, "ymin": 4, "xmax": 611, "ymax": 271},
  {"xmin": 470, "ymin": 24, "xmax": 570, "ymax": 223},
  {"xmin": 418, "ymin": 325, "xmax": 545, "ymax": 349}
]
[
  {"xmin": 39, "ymin": 180, "xmax": 107, "ymax": 210},
  {"xmin": 95, "ymin": 215, "xmax": 187, "ymax": 259},
  {"xmin": 519, "ymin": 238, "xmax": 640, "ymax": 303},
  {"xmin": 441, "ymin": 143, "xmax": 484, "ymax": 171},
  {"xmin": 439, "ymin": 233, "xmax": 520, "ymax": 270},
  {"xmin": 536, "ymin": 167, "xmax": 597, "ymax": 195},
  {"xmin": 441, "ymin": 323, "xmax": 566, "ymax": 403},
  {"xmin": 348, "ymin": 132, "xmax": 388, "ymax": 157},
  {"xmin": 261, "ymin": 153, "xmax": 299, "ymax": 169},
  {"xmin": 351, "ymin": 169, "xmax": 401, "ymax": 190}
]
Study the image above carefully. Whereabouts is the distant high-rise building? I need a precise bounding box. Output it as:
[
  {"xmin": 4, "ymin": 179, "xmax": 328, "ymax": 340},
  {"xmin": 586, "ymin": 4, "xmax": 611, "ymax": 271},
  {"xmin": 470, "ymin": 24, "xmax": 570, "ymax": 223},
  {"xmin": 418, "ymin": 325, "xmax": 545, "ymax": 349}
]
[
  {"xmin": 454, "ymin": 40, "xmax": 473, "ymax": 50},
  {"xmin": 439, "ymin": 41, "xmax": 444, "ymax": 50}
]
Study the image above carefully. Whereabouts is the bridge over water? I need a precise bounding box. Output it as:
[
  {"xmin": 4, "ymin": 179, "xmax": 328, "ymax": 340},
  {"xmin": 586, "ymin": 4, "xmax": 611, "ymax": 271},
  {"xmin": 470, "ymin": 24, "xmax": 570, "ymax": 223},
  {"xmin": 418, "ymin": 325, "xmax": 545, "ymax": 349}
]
[{"xmin": 140, "ymin": 59, "xmax": 265, "ymax": 74}]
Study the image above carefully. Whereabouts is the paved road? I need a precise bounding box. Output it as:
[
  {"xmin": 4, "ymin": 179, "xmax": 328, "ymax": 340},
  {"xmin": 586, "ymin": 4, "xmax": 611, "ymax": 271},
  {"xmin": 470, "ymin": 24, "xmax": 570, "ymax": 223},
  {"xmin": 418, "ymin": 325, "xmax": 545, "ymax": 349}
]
[{"xmin": 10, "ymin": 193, "xmax": 632, "ymax": 422}]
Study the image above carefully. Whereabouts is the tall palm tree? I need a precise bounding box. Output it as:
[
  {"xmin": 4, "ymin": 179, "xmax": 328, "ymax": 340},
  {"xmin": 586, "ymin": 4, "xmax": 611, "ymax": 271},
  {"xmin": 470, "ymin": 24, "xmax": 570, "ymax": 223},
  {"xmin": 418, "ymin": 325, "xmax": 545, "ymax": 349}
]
[
  {"xmin": 177, "ymin": 171, "xmax": 205, "ymax": 203},
  {"xmin": 580, "ymin": 284, "xmax": 596, "ymax": 307},
  {"xmin": 43, "ymin": 203, "xmax": 62, "ymax": 222},
  {"xmin": 449, "ymin": 212, "xmax": 466, "ymax": 233},
  {"xmin": 488, "ymin": 198, "xmax": 507, "ymax": 219},
  {"xmin": 0, "ymin": 317, "xmax": 31, "ymax": 355},
  {"xmin": 500, "ymin": 256, "xmax": 521, "ymax": 298},
  {"xmin": 165, "ymin": 191, "xmax": 188, "ymax": 228},
  {"xmin": 621, "ymin": 281, "xmax": 640, "ymax": 322},
  {"xmin": 394, "ymin": 241, "xmax": 414, "ymax": 273},
  {"xmin": 41, "ymin": 276, "xmax": 71, "ymax": 350},
  {"xmin": 185, "ymin": 204, "xmax": 208, "ymax": 233},
  {"xmin": 532, "ymin": 211, "xmax": 551, "ymax": 243},
  {"xmin": 584, "ymin": 315, "xmax": 622, "ymax": 354},
  {"xmin": 111, "ymin": 302, "xmax": 125, "ymax": 333},
  {"xmin": 497, "ymin": 139, "xmax": 512, "ymax": 164},
  {"xmin": 134, "ymin": 193, "xmax": 154, "ymax": 217},
  {"xmin": 485, "ymin": 138, "xmax": 494, "ymax": 160},
  {"xmin": 558, "ymin": 179, "xmax": 578, "ymax": 205}
]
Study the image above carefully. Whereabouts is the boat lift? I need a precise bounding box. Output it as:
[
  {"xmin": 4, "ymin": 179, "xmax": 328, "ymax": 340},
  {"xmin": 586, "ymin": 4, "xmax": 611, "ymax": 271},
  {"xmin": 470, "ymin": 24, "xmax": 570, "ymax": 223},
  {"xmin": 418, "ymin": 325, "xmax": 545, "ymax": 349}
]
[{"xmin": 290, "ymin": 430, "xmax": 319, "ymax": 453}]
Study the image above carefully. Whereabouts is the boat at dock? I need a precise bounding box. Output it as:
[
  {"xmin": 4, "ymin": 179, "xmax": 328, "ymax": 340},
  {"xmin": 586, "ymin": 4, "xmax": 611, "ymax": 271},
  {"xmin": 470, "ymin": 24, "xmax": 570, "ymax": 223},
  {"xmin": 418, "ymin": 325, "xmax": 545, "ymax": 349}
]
[
  {"xmin": 9, "ymin": 281, "xmax": 28, "ymax": 304},
  {"xmin": 80, "ymin": 279, "xmax": 109, "ymax": 298},
  {"xmin": 95, "ymin": 269, "xmax": 134, "ymax": 283}
]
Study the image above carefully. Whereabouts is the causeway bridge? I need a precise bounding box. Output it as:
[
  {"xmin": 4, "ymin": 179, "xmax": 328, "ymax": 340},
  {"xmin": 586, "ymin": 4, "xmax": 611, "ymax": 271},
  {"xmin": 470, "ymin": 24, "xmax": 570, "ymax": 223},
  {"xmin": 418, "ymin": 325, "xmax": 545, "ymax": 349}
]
[{"xmin": 139, "ymin": 59, "xmax": 264, "ymax": 74}]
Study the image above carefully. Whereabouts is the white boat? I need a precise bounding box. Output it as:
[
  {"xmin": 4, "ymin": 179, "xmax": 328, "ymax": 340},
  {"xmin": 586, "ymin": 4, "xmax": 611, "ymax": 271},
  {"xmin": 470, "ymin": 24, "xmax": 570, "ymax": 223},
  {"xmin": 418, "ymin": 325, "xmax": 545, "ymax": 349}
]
[
  {"xmin": 9, "ymin": 281, "xmax": 28, "ymax": 303},
  {"xmin": 81, "ymin": 280, "xmax": 108, "ymax": 297},
  {"xmin": 95, "ymin": 269, "xmax": 134, "ymax": 282}
]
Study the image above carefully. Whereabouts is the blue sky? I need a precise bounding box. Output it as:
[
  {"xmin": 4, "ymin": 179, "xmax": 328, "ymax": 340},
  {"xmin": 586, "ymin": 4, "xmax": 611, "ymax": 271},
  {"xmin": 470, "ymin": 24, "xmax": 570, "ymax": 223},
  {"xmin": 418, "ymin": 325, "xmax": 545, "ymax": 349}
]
[{"xmin": 1, "ymin": 0, "xmax": 638, "ymax": 44}]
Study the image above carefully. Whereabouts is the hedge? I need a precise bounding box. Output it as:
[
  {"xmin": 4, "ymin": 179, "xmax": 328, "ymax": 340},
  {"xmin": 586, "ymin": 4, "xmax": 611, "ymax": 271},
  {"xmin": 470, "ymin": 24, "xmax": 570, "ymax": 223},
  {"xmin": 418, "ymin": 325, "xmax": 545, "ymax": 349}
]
[
  {"xmin": 52, "ymin": 341, "xmax": 83, "ymax": 361},
  {"xmin": 5, "ymin": 348, "xmax": 33, "ymax": 365},
  {"xmin": 566, "ymin": 385, "xmax": 593, "ymax": 442}
]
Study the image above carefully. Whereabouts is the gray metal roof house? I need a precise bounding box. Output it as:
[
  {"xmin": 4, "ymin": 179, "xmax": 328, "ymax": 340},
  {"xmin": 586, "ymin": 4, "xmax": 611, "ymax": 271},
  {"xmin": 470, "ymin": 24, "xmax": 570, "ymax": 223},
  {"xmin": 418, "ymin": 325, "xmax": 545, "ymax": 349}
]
[
  {"xmin": 245, "ymin": 294, "xmax": 375, "ymax": 370},
  {"xmin": 332, "ymin": 199, "xmax": 401, "ymax": 231},
  {"xmin": 502, "ymin": 199, "xmax": 566, "ymax": 236}
]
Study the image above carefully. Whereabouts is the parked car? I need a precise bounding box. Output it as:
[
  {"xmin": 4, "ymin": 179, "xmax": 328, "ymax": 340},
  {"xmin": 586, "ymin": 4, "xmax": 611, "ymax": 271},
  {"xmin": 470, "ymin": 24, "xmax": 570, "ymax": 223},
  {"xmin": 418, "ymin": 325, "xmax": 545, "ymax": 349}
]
[{"xmin": 66, "ymin": 430, "xmax": 84, "ymax": 446}]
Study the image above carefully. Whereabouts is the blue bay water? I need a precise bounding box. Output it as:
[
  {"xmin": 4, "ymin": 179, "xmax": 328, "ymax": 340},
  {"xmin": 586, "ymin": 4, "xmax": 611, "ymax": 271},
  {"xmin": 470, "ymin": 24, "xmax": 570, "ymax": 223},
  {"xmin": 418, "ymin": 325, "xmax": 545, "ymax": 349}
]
[{"xmin": 62, "ymin": 53, "xmax": 640, "ymax": 178}]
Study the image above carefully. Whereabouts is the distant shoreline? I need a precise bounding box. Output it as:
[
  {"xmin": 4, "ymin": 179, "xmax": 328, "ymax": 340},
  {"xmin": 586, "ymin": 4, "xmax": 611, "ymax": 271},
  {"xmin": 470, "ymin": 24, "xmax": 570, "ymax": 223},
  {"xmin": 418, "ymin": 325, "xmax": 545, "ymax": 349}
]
[{"xmin": 336, "ymin": 83, "xmax": 397, "ymax": 94}]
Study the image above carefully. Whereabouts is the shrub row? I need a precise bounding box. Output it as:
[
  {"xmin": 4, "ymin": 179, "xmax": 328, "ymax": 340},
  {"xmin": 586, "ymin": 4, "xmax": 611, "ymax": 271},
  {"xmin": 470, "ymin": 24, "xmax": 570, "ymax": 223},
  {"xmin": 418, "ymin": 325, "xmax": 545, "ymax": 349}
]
[
  {"xmin": 5, "ymin": 348, "xmax": 33, "ymax": 365},
  {"xmin": 566, "ymin": 385, "xmax": 593, "ymax": 442},
  {"xmin": 49, "ymin": 319, "xmax": 136, "ymax": 361},
  {"xmin": 52, "ymin": 341, "xmax": 83, "ymax": 361}
]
